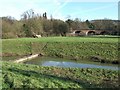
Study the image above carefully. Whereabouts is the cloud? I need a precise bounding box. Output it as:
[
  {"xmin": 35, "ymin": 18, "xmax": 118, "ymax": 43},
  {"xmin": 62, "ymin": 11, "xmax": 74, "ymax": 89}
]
[
  {"xmin": 53, "ymin": 0, "xmax": 62, "ymax": 6},
  {"xmin": 0, "ymin": 0, "xmax": 118, "ymax": 20},
  {"xmin": 51, "ymin": 0, "xmax": 72, "ymax": 20},
  {"xmin": 52, "ymin": 0, "xmax": 71, "ymax": 15},
  {"xmin": 0, "ymin": 0, "xmax": 52, "ymax": 20},
  {"xmin": 0, "ymin": 4, "xmax": 23, "ymax": 19},
  {"xmin": 10, "ymin": 0, "xmax": 118, "ymax": 3},
  {"xmin": 52, "ymin": 12, "xmax": 66, "ymax": 21},
  {"xmin": 54, "ymin": 0, "xmax": 119, "ymax": 2},
  {"xmin": 0, "ymin": 0, "xmax": 68, "ymax": 20}
]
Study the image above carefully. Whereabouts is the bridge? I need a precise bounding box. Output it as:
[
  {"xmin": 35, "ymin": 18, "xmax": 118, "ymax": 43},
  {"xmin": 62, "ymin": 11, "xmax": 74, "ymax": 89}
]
[{"xmin": 69, "ymin": 30, "xmax": 113, "ymax": 36}]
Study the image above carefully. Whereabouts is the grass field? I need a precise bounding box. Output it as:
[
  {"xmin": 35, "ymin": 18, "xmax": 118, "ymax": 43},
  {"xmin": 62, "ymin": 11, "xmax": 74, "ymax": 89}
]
[
  {"xmin": 2, "ymin": 36, "xmax": 119, "ymax": 63},
  {"xmin": 3, "ymin": 36, "xmax": 119, "ymax": 43},
  {"xmin": 2, "ymin": 36, "xmax": 119, "ymax": 89},
  {"xmin": 2, "ymin": 61, "xmax": 119, "ymax": 88}
]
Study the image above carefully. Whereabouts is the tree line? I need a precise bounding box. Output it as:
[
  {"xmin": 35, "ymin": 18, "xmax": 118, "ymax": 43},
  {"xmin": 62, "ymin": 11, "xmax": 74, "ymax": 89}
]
[{"xmin": 1, "ymin": 9, "xmax": 120, "ymax": 39}]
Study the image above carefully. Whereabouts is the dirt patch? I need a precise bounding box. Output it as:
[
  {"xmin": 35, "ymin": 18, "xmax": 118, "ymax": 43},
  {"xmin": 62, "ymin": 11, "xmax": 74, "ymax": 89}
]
[
  {"xmin": 0, "ymin": 53, "xmax": 2, "ymax": 57},
  {"xmin": 2, "ymin": 53, "xmax": 34, "ymax": 57},
  {"xmin": 38, "ymin": 53, "xmax": 44, "ymax": 56},
  {"xmin": 90, "ymin": 56, "xmax": 105, "ymax": 62},
  {"xmin": 90, "ymin": 56, "xmax": 119, "ymax": 64},
  {"xmin": 2, "ymin": 53, "xmax": 19, "ymax": 57},
  {"xmin": 112, "ymin": 60, "xmax": 119, "ymax": 64}
]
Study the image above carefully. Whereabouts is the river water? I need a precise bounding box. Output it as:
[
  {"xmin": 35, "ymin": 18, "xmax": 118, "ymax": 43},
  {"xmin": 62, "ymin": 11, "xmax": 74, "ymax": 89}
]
[{"xmin": 24, "ymin": 57, "xmax": 118, "ymax": 70}]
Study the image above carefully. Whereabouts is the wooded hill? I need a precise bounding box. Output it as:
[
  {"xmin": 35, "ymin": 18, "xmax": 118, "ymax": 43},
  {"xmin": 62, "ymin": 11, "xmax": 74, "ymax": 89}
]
[{"xmin": 1, "ymin": 9, "xmax": 120, "ymax": 39}]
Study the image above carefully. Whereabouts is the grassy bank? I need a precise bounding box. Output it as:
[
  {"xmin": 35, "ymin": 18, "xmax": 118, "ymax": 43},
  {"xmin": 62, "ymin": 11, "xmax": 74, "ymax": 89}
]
[
  {"xmin": 2, "ymin": 37, "xmax": 119, "ymax": 64},
  {"xmin": 3, "ymin": 36, "xmax": 119, "ymax": 43},
  {"xmin": 2, "ymin": 61, "xmax": 119, "ymax": 88}
]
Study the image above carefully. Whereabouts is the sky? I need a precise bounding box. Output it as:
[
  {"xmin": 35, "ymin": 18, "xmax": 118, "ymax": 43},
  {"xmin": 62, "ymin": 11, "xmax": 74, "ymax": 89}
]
[{"xmin": 0, "ymin": 0, "xmax": 119, "ymax": 21}]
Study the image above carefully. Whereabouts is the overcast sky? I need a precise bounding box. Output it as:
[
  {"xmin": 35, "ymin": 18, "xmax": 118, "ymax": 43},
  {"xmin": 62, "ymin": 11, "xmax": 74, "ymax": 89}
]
[{"xmin": 0, "ymin": 0, "xmax": 119, "ymax": 21}]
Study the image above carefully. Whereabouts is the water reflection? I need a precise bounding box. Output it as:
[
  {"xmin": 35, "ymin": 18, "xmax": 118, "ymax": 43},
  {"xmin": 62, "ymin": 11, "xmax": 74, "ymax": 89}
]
[{"xmin": 24, "ymin": 57, "xmax": 118, "ymax": 70}]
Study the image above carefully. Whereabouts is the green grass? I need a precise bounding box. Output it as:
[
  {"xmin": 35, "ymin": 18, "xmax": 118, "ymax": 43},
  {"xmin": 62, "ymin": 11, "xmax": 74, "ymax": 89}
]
[
  {"xmin": 3, "ymin": 36, "xmax": 119, "ymax": 43},
  {"xmin": 2, "ymin": 36, "xmax": 119, "ymax": 89},
  {"xmin": 2, "ymin": 61, "xmax": 119, "ymax": 88},
  {"xmin": 2, "ymin": 37, "xmax": 119, "ymax": 63}
]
